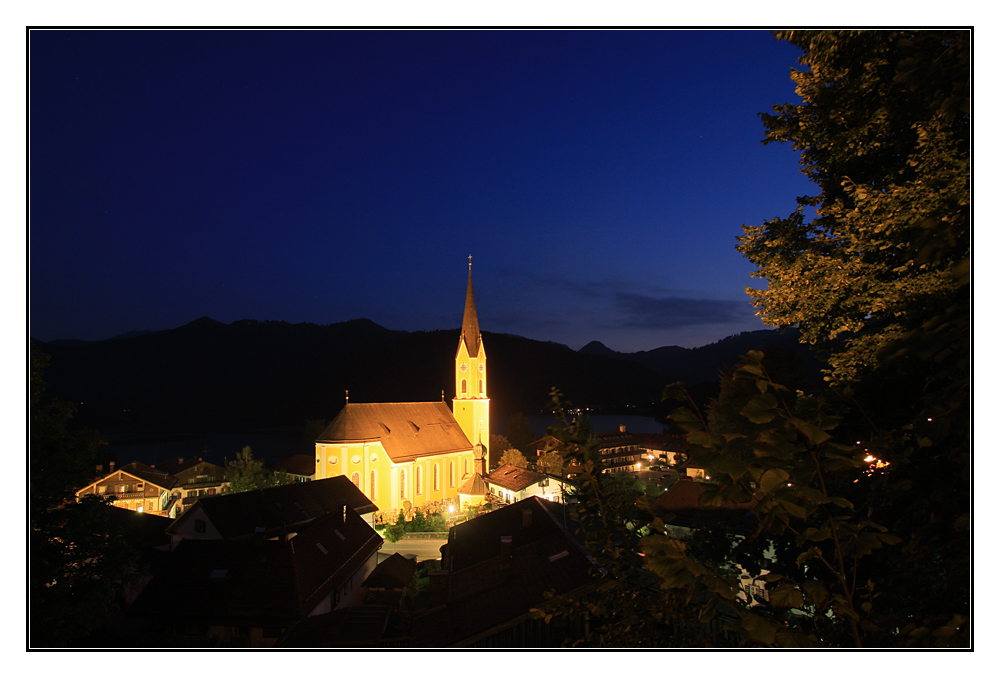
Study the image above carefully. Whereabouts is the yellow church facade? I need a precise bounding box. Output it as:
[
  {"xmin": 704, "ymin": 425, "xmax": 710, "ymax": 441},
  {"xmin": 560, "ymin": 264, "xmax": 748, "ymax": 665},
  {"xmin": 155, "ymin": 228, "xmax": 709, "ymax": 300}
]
[{"xmin": 314, "ymin": 264, "xmax": 490, "ymax": 517}]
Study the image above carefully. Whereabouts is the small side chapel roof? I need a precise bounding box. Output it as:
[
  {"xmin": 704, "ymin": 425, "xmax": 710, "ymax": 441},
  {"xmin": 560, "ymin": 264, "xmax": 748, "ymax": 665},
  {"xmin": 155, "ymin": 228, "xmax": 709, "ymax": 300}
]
[
  {"xmin": 458, "ymin": 472, "xmax": 488, "ymax": 496},
  {"xmin": 316, "ymin": 402, "xmax": 473, "ymax": 463}
]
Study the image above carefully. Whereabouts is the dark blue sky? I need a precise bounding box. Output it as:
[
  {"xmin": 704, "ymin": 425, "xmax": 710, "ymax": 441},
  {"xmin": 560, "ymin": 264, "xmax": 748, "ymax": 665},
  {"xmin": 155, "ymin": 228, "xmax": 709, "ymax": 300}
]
[{"xmin": 30, "ymin": 29, "xmax": 814, "ymax": 352}]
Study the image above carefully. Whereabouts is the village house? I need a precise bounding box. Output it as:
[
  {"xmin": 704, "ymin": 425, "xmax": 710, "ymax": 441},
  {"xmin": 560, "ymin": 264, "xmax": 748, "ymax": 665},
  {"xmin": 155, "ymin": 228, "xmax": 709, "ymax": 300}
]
[
  {"xmin": 76, "ymin": 461, "xmax": 179, "ymax": 517},
  {"xmin": 155, "ymin": 457, "xmax": 228, "ymax": 516},
  {"xmin": 484, "ymin": 464, "xmax": 577, "ymax": 505}
]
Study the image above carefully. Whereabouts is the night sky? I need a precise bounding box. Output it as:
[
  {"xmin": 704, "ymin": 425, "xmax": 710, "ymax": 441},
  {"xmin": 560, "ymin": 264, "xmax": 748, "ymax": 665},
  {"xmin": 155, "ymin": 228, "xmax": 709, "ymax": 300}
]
[{"xmin": 30, "ymin": 29, "xmax": 815, "ymax": 353}]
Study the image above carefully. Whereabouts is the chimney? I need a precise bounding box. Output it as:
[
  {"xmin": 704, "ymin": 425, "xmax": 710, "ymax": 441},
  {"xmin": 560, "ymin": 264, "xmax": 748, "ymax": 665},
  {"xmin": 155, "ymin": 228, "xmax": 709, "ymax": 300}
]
[
  {"xmin": 500, "ymin": 535, "xmax": 512, "ymax": 569},
  {"xmin": 109, "ymin": 461, "xmax": 115, "ymax": 472},
  {"xmin": 620, "ymin": 425, "xmax": 627, "ymax": 433},
  {"xmin": 96, "ymin": 464, "xmax": 103, "ymax": 475}
]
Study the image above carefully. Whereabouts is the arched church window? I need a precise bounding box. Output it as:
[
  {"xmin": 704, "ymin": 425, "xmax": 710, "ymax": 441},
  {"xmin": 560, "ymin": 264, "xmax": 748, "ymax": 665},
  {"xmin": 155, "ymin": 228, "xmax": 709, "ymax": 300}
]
[
  {"xmin": 479, "ymin": 379, "xmax": 483, "ymax": 395},
  {"xmin": 370, "ymin": 470, "xmax": 377, "ymax": 500},
  {"xmin": 433, "ymin": 463, "xmax": 440, "ymax": 492},
  {"xmin": 415, "ymin": 466, "xmax": 423, "ymax": 495},
  {"xmin": 464, "ymin": 457, "xmax": 469, "ymax": 476},
  {"xmin": 351, "ymin": 472, "xmax": 360, "ymax": 489},
  {"xmin": 449, "ymin": 461, "xmax": 455, "ymax": 487},
  {"xmin": 399, "ymin": 469, "xmax": 407, "ymax": 500},
  {"xmin": 461, "ymin": 379, "xmax": 467, "ymax": 395}
]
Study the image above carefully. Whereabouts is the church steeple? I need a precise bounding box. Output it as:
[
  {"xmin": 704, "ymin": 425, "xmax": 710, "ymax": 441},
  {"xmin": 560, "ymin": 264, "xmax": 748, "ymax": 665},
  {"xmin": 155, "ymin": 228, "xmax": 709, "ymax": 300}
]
[
  {"xmin": 460, "ymin": 255, "xmax": 481, "ymax": 358},
  {"xmin": 453, "ymin": 257, "xmax": 489, "ymax": 462}
]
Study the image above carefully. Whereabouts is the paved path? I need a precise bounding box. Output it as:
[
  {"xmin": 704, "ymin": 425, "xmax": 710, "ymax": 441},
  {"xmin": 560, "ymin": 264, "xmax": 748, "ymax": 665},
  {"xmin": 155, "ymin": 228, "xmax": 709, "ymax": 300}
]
[{"xmin": 378, "ymin": 538, "xmax": 447, "ymax": 562}]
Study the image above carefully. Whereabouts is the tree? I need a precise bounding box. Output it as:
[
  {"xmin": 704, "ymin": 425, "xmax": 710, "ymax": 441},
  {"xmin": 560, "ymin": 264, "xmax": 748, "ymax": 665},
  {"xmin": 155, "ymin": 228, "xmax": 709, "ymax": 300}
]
[
  {"xmin": 537, "ymin": 450, "xmax": 563, "ymax": 476},
  {"xmin": 505, "ymin": 412, "xmax": 537, "ymax": 451},
  {"xmin": 225, "ymin": 446, "xmax": 293, "ymax": 494},
  {"xmin": 498, "ymin": 447, "xmax": 529, "ymax": 469},
  {"xmin": 30, "ymin": 347, "xmax": 139, "ymax": 646},
  {"xmin": 735, "ymin": 30, "xmax": 969, "ymax": 644},
  {"xmin": 490, "ymin": 433, "xmax": 512, "ymax": 470},
  {"xmin": 738, "ymin": 30, "xmax": 969, "ymax": 387}
]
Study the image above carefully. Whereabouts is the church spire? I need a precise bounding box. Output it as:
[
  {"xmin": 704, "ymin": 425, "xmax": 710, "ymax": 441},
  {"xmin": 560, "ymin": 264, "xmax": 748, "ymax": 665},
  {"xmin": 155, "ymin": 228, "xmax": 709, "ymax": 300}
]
[{"xmin": 461, "ymin": 255, "xmax": 481, "ymax": 358}]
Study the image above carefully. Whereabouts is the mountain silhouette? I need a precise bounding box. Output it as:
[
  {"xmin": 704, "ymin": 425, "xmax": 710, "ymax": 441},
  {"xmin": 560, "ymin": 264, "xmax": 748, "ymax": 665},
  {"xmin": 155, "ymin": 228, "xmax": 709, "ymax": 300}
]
[{"xmin": 34, "ymin": 319, "xmax": 821, "ymax": 435}]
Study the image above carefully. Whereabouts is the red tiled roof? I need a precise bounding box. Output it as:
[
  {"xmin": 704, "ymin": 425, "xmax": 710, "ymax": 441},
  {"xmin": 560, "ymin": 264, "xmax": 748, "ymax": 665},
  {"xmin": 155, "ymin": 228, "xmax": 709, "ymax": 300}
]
[
  {"xmin": 484, "ymin": 464, "xmax": 545, "ymax": 492},
  {"xmin": 317, "ymin": 402, "xmax": 473, "ymax": 462},
  {"xmin": 652, "ymin": 478, "xmax": 757, "ymax": 512}
]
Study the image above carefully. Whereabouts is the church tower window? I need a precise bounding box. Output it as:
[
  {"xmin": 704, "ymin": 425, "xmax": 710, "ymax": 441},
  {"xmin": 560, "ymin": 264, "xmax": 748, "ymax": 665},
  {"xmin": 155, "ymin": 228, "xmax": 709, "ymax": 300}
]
[{"xmin": 461, "ymin": 379, "xmax": 467, "ymax": 396}]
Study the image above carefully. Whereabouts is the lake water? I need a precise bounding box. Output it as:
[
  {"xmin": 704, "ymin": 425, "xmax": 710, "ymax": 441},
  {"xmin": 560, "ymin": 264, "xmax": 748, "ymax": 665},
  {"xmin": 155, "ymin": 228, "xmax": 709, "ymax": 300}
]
[
  {"xmin": 107, "ymin": 414, "xmax": 668, "ymax": 471},
  {"xmin": 507, "ymin": 413, "xmax": 668, "ymax": 440}
]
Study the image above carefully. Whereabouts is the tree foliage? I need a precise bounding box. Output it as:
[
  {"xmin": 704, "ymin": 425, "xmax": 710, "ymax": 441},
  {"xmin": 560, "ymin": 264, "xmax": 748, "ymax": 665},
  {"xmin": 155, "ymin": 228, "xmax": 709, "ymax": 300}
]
[
  {"xmin": 737, "ymin": 30, "xmax": 969, "ymax": 386},
  {"xmin": 224, "ymin": 446, "xmax": 293, "ymax": 494},
  {"xmin": 533, "ymin": 31, "xmax": 969, "ymax": 647},
  {"xmin": 30, "ymin": 348, "xmax": 139, "ymax": 647},
  {"xmin": 499, "ymin": 447, "xmax": 529, "ymax": 469}
]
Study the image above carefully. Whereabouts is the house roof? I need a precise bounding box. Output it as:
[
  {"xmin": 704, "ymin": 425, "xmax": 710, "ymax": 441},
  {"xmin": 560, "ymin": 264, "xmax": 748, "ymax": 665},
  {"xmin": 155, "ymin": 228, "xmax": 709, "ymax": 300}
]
[
  {"xmin": 458, "ymin": 472, "xmax": 488, "ymax": 496},
  {"xmin": 650, "ymin": 478, "xmax": 760, "ymax": 528},
  {"xmin": 155, "ymin": 457, "xmax": 223, "ymax": 476},
  {"xmin": 632, "ymin": 432, "xmax": 690, "ymax": 452},
  {"xmin": 484, "ymin": 464, "xmax": 545, "ymax": 492},
  {"xmin": 106, "ymin": 505, "xmax": 173, "ymax": 550},
  {"xmin": 316, "ymin": 402, "xmax": 473, "ymax": 462},
  {"xmin": 130, "ymin": 508, "xmax": 382, "ymax": 627},
  {"xmin": 443, "ymin": 496, "xmax": 578, "ymax": 573},
  {"xmin": 79, "ymin": 462, "xmax": 178, "ymax": 494},
  {"xmin": 415, "ymin": 497, "xmax": 596, "ymax": 647},
  {"xmin": 363, "ymin": 553, "xmax": 418, "ymax": 590},
  {"xmin": 271, "ymin": 454, "xmax": 316, "ymax": 477},
  {"xmin": 594, "ymin": 430, "xmax": 643, "ymax": 448},
  {"xmin": 168, "ymin": 475, "xmax": 378, "ymax": 541}
]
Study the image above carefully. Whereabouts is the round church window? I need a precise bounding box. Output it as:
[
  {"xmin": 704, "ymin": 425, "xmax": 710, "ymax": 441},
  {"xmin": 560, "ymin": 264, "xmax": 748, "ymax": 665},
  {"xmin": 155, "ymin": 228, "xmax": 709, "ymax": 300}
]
[
  {"xmin": 351, "ymin": 455, "xmax": 362, "ymax": 465},
  {"xmin": 329, "ymin": 456, "xmax": 339, "ymax": 465},
  {"xmin": 370, "ymin": 453, "xmax": 378, "ymax": 462}
]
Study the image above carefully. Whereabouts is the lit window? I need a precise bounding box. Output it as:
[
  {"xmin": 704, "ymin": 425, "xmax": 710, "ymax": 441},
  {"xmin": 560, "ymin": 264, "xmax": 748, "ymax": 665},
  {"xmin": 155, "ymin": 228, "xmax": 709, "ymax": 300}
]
[
  {"xmin": 415, "ymin": 467, "xmax": 423, "ymax": 495},
  {"xmin": 449, "ymin": 461, "xmax": 455, "ymax": 487},
  {"xmin": 400, "ymin": 469, "xmax": 407, "ymax": 500},
  {"xmin": 461, "ymin": 379, "xmax": 467, "ymax": 395},
  {"xmin": 370, "ymin": 470, "xmax": 377, "ymax": 500},
  {"xmin": 351, "ymin": 472, "xmax": 360, "ymax": 489},
  {"xmin": 433, "ymin": 464, "xmax": 440, "ymax": 492}
]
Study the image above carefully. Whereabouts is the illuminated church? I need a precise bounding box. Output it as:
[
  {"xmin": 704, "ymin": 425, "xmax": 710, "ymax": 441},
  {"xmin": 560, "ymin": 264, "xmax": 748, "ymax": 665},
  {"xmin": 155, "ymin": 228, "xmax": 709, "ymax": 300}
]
[{"xmin": 314, "ymin": 262, "xmax": 490, "ymax": 516}]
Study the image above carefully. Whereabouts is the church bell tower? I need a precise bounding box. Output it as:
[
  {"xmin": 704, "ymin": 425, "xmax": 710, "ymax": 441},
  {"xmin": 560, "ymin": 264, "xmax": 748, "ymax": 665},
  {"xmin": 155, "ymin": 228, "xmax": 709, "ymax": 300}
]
[{"xmin": 453, "ymin": 257, "xmax": 490, "ymax": 466}]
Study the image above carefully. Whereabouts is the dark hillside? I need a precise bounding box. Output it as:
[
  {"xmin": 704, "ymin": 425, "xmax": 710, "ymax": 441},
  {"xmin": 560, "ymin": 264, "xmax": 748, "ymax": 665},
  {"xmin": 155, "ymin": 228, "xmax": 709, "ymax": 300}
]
[{"xmin": 36, "ymin": 319, "xmax": 667, "ymax": 434}]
